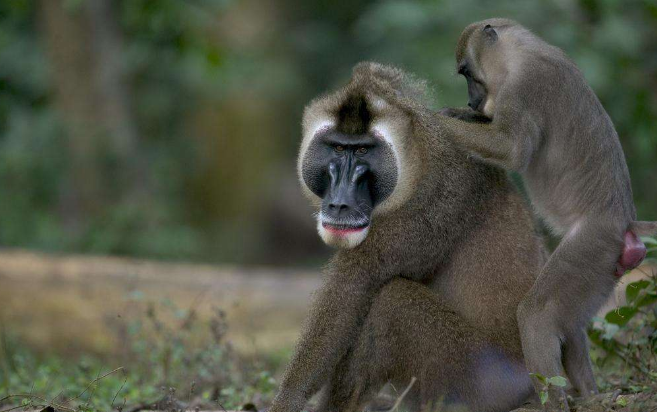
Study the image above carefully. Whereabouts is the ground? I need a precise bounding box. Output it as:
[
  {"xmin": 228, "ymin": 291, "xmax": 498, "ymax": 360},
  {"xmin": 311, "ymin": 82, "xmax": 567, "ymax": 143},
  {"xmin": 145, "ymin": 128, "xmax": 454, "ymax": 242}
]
[{"xmin": 1, "ymin": 249, "xmax": 656, "ymax": 412}]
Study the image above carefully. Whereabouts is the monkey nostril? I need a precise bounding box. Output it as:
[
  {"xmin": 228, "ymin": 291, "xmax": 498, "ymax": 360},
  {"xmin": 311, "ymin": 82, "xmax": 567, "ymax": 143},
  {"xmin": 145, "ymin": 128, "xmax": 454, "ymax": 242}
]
[{"xmin": 327, "ymin": 203, "xmax": 349, "ymax": 213}]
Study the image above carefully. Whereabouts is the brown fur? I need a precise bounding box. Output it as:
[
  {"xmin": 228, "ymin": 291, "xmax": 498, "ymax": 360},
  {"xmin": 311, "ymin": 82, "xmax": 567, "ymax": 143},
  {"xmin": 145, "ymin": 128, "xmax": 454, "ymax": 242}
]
[
  {"xmin": 269, "ymin": 63, "xmax": 546, "ymax": 412},
  {"xmin": 439, "ymin": 19, "xmax": 657, "ymax": 410}
]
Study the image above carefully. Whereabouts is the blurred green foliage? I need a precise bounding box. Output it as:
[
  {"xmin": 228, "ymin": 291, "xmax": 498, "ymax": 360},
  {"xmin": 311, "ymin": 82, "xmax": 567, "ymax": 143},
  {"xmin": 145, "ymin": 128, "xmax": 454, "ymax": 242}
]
[
  {"xmin": 0, "ymin": 296, "xmax": 278, "ymax": 411},
  {"xmin": 0, "ymin": 0, "xmax": 655, "ymax": 265},
  {"xmin": 588, "ymin": 236, "xmax": 657, "ymax": 398}
]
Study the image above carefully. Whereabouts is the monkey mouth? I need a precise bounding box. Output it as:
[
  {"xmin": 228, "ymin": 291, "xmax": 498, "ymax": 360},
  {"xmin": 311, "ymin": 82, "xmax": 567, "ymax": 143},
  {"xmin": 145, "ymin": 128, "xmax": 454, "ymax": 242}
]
[
  {"xmin": 320, "ymin": 214, "xmax": 370, "ymax": 235},
  {"xmin": 322, "ymin": 222, "xmax": 369, "ymax": 235},
  {"xmin": 317, "ymin": 213, "xmax": 370, "ymax": 249}
]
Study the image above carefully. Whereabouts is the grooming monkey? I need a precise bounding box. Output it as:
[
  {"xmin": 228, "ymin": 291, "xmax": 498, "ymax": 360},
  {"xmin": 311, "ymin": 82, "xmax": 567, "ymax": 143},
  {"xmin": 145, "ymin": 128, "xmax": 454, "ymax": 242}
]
[
  {"xmin": 269, "ymin": 62, "xmax": 548, "ymax": 412},
  {"xmin": 438, "ymin": 18, "xmax": 657, "ymax": 410}
]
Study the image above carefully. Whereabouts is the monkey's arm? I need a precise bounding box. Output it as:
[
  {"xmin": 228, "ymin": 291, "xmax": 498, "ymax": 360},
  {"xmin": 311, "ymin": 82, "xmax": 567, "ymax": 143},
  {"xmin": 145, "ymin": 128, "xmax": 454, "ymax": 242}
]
[
  {"xmin": 438, "ymin": 107, "xmax": 492, "ymax": 124},
  {"xmin": 436, "ymin": 110, "xmax": 539, "ymax": 172},
  {"xmin": 366, "ymin": 78, "xmax": 536, "ymax": 171},
  {"xmin": 269, "ymin": 267, "xmax": 386, "ymax": 412}
]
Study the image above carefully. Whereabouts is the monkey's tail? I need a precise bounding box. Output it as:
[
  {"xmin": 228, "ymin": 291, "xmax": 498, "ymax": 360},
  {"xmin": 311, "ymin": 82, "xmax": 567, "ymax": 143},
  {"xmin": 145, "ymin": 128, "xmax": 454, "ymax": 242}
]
[{"xmin": 630, "ymin": 221, "xmax": 657, "ymax": 237}]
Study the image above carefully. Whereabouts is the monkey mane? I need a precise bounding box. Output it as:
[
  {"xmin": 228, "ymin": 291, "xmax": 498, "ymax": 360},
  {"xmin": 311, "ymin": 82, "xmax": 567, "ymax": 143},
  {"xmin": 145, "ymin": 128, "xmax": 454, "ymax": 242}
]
[
  {"xmin": 351, "ymin": 62, "xmax": 432, "ymax": 109},
  {"xmin": 336, "ymin": 93, "xmax": 372, "ymax": 135}
]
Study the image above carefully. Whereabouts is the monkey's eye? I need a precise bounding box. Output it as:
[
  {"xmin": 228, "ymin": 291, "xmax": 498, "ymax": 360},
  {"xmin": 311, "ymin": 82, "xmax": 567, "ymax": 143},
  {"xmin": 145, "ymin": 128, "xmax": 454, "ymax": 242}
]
[
  {"xmin": 334, "ymin": 145, "xmax": 345, "ymax": 153},
  {"xmin": 355, "ymin": 147, "xmax": 368, "ymax": 155}
]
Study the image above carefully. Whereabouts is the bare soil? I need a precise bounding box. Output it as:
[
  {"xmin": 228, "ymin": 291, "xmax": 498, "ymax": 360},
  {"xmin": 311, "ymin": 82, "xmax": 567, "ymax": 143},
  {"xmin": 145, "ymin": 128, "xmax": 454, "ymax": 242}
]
[{"xmin": 0, "ymin": 249, "xmax": 320, "ymax": 356}]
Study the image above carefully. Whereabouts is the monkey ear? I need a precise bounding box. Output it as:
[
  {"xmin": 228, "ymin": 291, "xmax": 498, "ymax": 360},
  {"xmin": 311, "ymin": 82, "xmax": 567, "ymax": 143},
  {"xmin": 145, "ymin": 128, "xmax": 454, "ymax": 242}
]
[{"xmin": 483, "ymin": 24, "xmax": 498, "ymax": 42}]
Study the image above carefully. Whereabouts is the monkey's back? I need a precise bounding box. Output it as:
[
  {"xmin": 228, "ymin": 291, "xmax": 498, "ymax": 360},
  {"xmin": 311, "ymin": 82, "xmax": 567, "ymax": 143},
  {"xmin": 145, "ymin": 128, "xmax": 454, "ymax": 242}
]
[
  {"xmin": 510, "ymin": 40, "xmax": 636, "ymax": 232},
  {"xmin": 433, "ymin": 166, "xmax": 546, "ymax": 355}
]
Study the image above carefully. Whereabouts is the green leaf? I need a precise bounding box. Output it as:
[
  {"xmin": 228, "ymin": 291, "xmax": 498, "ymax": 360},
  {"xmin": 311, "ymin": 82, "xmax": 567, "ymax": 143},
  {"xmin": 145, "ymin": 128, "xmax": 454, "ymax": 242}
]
[
  {"xmin": 530, "ymin": 373, "xmax": 547, "ymax": 385},
  {"xmin": 605, "ymin": 306, "xmax": 638, "ymax": 326},
  {"xmin": 640, "ymin": 236, "xmax": 657, "ymax": 245},
  {"xmin": 626, "ymin": 279, "xmax": 650, "ymax": 303},
  {"xmin": 636, "ymin": 293, "xmax": 657, "ymax": 309},
  {"xmin": 540, "ymin": 391, "xmax": 549, "ymax": 405},
  {"xmin": 547, "ymin": 376, "xmax": 568, "ymax": 387},
  {"xmin": 616, "ymin": 397, "xmax": 628, "ymax": 407}
]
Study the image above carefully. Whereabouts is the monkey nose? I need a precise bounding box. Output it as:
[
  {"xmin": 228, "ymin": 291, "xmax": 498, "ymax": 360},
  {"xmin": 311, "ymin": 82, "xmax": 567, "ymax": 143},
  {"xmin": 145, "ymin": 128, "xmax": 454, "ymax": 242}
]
[{"xmin": 327, "ymin": 202, "xmax": 351, "ymax": 216}]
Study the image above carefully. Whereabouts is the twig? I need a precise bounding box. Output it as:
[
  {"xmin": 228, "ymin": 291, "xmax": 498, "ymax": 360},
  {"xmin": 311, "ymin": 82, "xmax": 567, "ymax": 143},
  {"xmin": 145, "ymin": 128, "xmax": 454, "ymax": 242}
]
[
  {"xmin": 613, "ymin": 348, "xmax": 653, "ymax": 377},
  {"xmin": 49, "ymin": 388, "xmax": 66, "ymax": 409},
  {"xmin": 0, "ymin": 404, "xmax": 32, "ymax": 412},
  {"xmin": 111, "ymin": 375, "xmax": 128, "ymax": 409},
  {"xmin": 117, "ymin": 396, "xmax": 127, "ymax": 412},
  {"xmin": 0, "ymin": 394, "xmax": 74, "ymax": 412},
  {"xmin": 604, "ymin": 389, "xmax": 622, "ymax": 412},
  {"xmin": 188, "ymin": 380, "xmax": 196, "ymax": 404},
  {"xmin": 83, "ymin": 368, "xmax": 103, "ymax": 410},
  {"xmin": 2, "ymin": 367, "xmax": 126, "ymax": 412},
  {"xmin": 216, "ymin": 400, "xmax": 229, "ymax": 412},
  {"xmin": 386, "ymin": 377, "xmax": 417, "ymax": 412},
  {"xmin": 389, "ymin": 382, "xmax": 398, "ymax": 395},
  {"xmin": 70, "ymin": 366, "xmax": 124, "ymax": 402}
]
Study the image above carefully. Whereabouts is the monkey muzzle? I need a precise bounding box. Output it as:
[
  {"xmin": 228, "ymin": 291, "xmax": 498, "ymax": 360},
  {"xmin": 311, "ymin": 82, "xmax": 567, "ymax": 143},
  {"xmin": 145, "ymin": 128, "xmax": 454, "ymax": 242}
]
[
  {"xmin": 321, "ymin": 160, "xmax": 372, "ymax": 236},
  {"xmin": 466, "ymin": 76, "xmax": 487, "ymax": 112}
]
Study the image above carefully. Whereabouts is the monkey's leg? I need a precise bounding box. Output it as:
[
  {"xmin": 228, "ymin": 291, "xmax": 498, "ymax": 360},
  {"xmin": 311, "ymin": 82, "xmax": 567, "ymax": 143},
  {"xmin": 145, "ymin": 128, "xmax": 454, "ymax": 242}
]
[
  {"xmin": 517, "ymin": 220, "xmax": 624, "ymax": 410},
  {"xmin": 562, "ymin": 327, "xmax": 598, "ymax": 397},
  {"xmin": 314, "ymin": 353, "xmax": 376, "ymax": 412},
  {"xmin": 318, "ymin": 278, "xmax": 534, "ymax": 412},
  {"xmin": 269, "ymin": 269, "xmax": 391, "ymax": 412}
]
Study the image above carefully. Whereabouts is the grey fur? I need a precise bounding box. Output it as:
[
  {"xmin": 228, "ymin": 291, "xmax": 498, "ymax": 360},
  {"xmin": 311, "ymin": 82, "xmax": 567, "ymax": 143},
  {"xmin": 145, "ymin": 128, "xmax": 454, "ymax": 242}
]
[
  {"xmin": 269, "ymin": 62, "xmax": 547, "ymax": 412},
  {"xmin": 438, "ymin": 18, "xmax": 657, "ymax": 410}
]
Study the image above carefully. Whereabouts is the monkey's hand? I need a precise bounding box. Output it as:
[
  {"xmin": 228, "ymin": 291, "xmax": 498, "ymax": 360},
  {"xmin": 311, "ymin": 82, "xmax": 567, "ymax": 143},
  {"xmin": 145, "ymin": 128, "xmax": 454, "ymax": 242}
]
[
  {"xmin": 438, "ymin": 107, "xmax": 492, "ymax": 124},
  {"xmin": 437, "ymin": 107, "xmax": 465, "ymax": 118}
]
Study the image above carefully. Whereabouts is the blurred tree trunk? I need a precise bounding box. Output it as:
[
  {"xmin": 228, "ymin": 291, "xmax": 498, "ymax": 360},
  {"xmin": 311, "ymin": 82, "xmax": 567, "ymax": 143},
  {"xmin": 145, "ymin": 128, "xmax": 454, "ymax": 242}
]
[
  {"xmin": 85, "ymin": 0, "xmax": 139, "ymax": 159},
  {"xmin": 38, "ymin": 0, "xmax": 142, "ymax": 234}
]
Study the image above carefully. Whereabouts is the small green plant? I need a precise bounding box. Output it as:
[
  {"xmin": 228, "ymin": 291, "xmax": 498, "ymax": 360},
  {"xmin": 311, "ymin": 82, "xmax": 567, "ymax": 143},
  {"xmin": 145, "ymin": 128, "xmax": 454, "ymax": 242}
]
[
  {"xmin": 529, "ymin": 373, "xmax": 567, "ymax": 405},
  {"xmin": 0, "ymin": 295, "xmax": 279, "ymax": 411},
  {"xmin": 588, "ymin": 236, "xmax": 657, "ymax": 397}
]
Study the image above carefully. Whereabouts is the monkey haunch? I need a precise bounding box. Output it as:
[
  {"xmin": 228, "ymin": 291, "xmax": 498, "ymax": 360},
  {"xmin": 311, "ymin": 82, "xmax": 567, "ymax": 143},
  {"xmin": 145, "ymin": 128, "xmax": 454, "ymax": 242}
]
[
  {"xmin": 269, "ymin": 63, "xmax": 547, "ymax": 412},
  {"xmin": 438, "ymin": 18, "xmax": 657, "ymax": 410}
]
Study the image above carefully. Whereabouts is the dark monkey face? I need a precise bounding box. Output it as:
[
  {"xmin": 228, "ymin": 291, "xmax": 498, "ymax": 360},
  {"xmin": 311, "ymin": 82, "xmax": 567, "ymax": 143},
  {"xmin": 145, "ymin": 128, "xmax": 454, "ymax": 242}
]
[
  {"xmin": 459, "ymin": 64, "xmax": 488, "ymax": 112},
  {"xmin": 456, "ymin": 24, "xmax": 499, "ymax": 114},
  {"xmin": 300, "ymin": 129, "xmax": 398, "ymax": 248}
]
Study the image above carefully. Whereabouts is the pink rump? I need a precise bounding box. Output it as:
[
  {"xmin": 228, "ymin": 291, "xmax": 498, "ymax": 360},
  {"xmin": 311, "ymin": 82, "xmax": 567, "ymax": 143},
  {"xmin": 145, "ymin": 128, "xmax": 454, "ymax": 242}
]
[{"xmin": 616, "ymin": 230, "xmax": 647, "ymax": 277}]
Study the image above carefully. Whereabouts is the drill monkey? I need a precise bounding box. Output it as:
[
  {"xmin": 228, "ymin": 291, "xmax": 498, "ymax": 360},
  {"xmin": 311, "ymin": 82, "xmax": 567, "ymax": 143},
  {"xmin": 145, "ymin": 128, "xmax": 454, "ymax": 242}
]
[
  {"xmin": 269, "ymin": 62, "xmax": 547, "ymax": 412},
  {"xmin": 439, "ymin": 18, "xmax": 656, "ymax": 409}
]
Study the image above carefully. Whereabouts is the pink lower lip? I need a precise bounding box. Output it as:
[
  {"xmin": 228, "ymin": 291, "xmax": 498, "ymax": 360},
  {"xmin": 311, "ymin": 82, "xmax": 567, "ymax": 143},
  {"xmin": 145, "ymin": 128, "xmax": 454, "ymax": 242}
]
[{"xmin": 323, "ymin": 224, "xmax": 367, "ymax": 235}]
